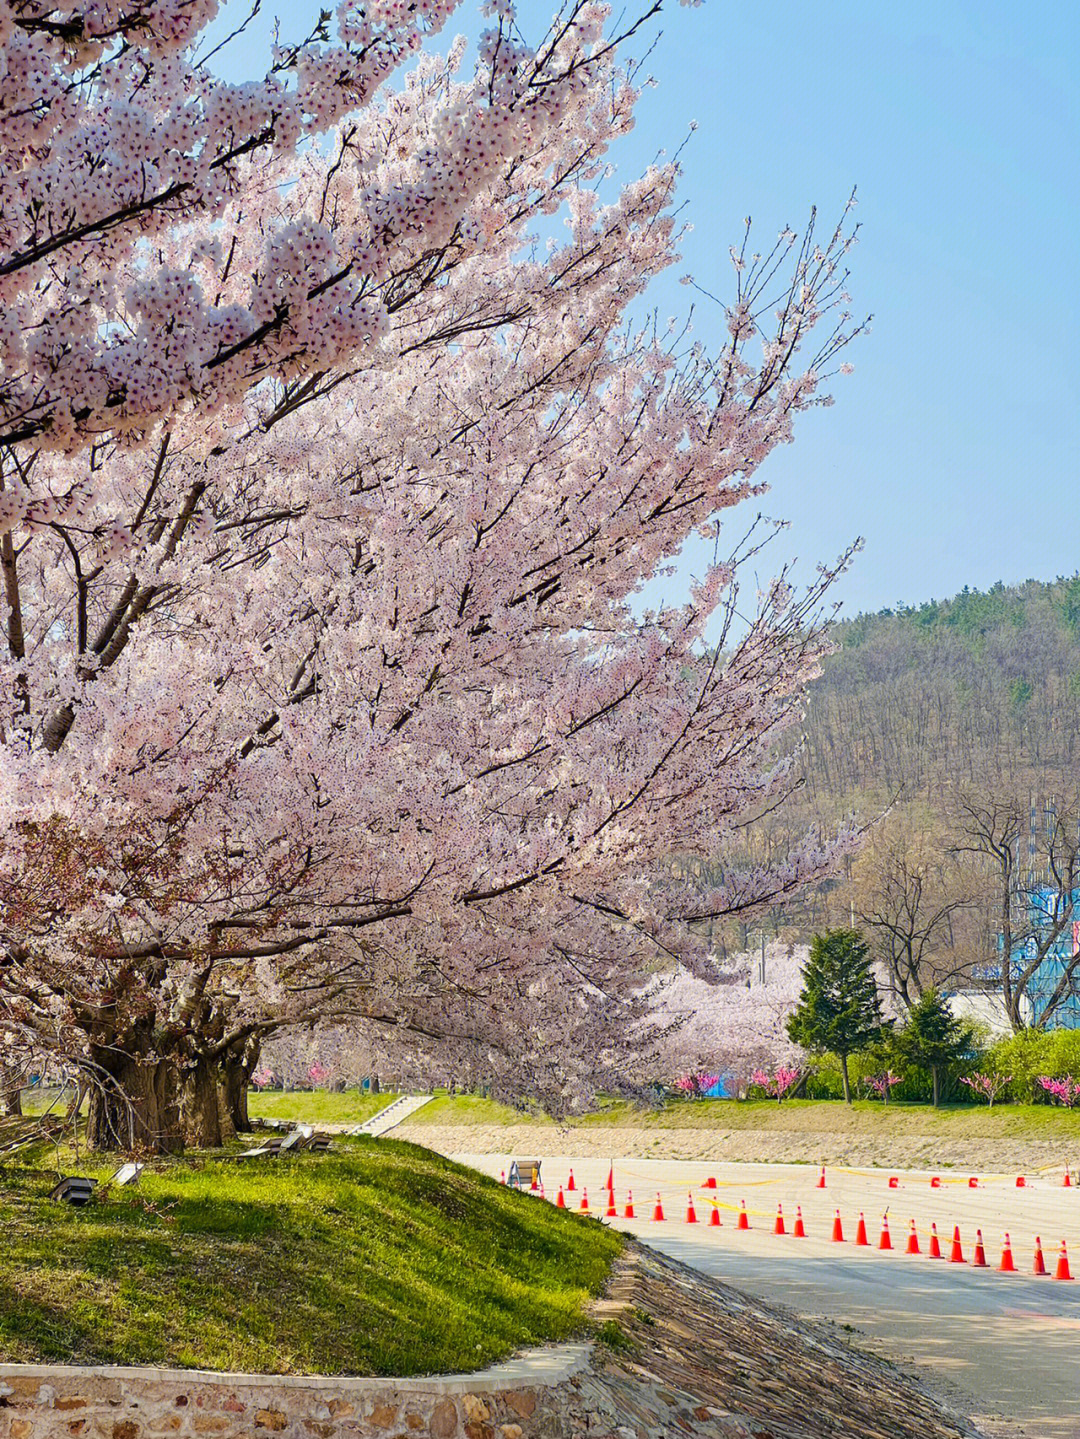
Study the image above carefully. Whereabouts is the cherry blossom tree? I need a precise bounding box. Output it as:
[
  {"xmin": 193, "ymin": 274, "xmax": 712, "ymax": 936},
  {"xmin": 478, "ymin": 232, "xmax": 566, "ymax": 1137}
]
[
  {"xmin": 647, "ymin": 942, "xmax": 811, "ymax": 1093},
  {"xmin": 0, "ymin": 0, "xmax": 866, "ymax": 1151}
]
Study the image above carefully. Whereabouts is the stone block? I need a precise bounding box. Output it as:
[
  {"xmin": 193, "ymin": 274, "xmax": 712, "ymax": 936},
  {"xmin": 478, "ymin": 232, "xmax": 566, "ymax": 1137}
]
[
  {"xmin": 10, "ymin": 1420, "xmax": 34, "ymax": 1439},
  {"xmin": 497, "ymin": 1427, "xmax": 522, "ymax": 1439},
  {"xmin": 54, "ymin": 1400, "xmax": 90, "ymax": 1413},
  {"xmin": 192, "ymin": 1417, "xmax": 231, "ymax": 1432},
  {"xmin": 427, "ymin": 1400, "xmax": 458, "ymax": 1439},
  {"xmin": 403, "ymin": 1416, "xmax": 425, "ymax": 1432},
  {"xmin": 254, "ymin": 1414, "xmax": 287, "ymax": 1433},
  {"xmin": 459, "ymin": 1401, "xmax": 488, "ymax": 1428},
  {"xmin": 113, "ymin": 1420, "xmax": 141, "ymax": 1439},
  {"xmin": 500, "ymin": 1396, "xmax": 535, "ymax": 1422},
  {"xmin": 326, "ymin": 1405, "xmax": 353, "ymax": 1421},
  {"xmin": 367, "ymin": 1407, "xmax": 398, "ymax": 1431},
  {"xmin": 146, "ymin": 1416, "xmax": 183, "ymax": 1432}
]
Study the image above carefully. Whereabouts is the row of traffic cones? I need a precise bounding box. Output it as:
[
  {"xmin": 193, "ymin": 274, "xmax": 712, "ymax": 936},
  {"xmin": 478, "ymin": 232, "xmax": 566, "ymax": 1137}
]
[{"xmin": 828, "ymin": 1210, "xmax": 1074, "ymax": 1279}]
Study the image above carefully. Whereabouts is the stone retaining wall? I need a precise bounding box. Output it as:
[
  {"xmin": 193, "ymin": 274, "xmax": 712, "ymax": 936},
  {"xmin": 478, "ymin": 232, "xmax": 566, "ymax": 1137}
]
[
  {"xmin": 0, "ymin": 1246, "xmax": 984, "ymax": 1439},
  {"xmin": 0, "ymin": 1349, "xmax": 588, "ymax": 1439}
]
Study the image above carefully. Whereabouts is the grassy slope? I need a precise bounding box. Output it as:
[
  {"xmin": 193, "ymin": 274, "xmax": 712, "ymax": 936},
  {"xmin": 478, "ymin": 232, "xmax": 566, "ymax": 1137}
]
[
  {"xmin": 246, "ymin": 1090, "xmax": 396, "ymax": 1125},
  {"xmin": 0, "ymin": 1137, "xmax": 620, "ymax": 1375}
]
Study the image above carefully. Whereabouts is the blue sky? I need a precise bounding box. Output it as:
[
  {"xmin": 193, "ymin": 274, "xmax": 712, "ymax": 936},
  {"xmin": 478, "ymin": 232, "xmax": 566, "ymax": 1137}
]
[{"xmin": 209, "ymin": 0, "xmax": 1079, "ymax": 624}]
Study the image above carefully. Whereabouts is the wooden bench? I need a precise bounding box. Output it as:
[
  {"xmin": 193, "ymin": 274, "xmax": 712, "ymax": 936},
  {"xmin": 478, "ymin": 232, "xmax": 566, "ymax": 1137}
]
[{"xmin": 507, "ymin": 1158, "xmax": 542, "ymax": 1190}]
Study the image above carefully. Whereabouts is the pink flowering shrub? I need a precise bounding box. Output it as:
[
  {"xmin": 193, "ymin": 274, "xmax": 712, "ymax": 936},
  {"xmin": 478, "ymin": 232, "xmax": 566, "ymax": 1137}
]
[
  {"xmin": 862, "ymin": 1071, "xmax": 901, "ymax": 1103},
  {"xmin": 749, "ymin": 1065, "xmax": 803, "ymax": 1103},
  {"xmin": 959, "ymin": 1071, "xmax": 1012, "ymax": 1107},
  {"xmin": 250, "ymin": 1066, "xmax": 275, "ymax": 1090},
  {"xmin": 1037, "ymin": 1075, "xmax": 1080, "ymax": 1108},
  {"xmin": 674, "ymin": 1073, "xmax": 721, "ymax": 1098},
  {"xmin": 307, "ymin": 1061, "xmax": 332, "ymax": 1089}
]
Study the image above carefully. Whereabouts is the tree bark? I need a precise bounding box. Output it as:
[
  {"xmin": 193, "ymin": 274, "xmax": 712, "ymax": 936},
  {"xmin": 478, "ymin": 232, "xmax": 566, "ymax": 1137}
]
[
  {"xmin": 180, "ymin": 1054, "xmax": 225, "ymax": 1149},
  {"xmin": 0, "ymin": 1064, "xmax": 22, "ymax": 1116},
  {"xmin": 931, "ymin": 1065, "xmax": 941, "ymax": 1108},
  {"xmin": 86, "ymin": 1054, "xmax": 183, "ymax": 1153},
  {"xmin": 840, "ymin": 1052, "xmax": 852, "ymax": 1104}
]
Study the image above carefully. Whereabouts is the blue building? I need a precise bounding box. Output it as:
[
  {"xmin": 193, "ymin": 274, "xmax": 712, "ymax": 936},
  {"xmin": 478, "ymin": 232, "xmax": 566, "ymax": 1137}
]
[{"xmin": 991, "ymin": 885, "xmax": 1080, "ymax": 1029}]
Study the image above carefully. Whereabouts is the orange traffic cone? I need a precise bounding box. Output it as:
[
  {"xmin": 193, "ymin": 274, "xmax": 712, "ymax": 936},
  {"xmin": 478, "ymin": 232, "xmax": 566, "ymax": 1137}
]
[
  {"xmin": 531, "ymin": 1171, "xmax": 539, "ymax": 1191},
  {"xmin": 905, "ymin": 1220, "xmax": 920, "ymax": 1255},
  {"xmin": 968, "ymin": 1177, "xmax": 979, "ymax": 1189},
  {"xmin": 566, "ymin": 1169, "xmax": 576, "ymax": 1191},
  {"xmin": 793, "ymin": 1205, "xmax": 806, "ymax": 1238},
  {"xmin": 686, "ymin": 1192, "xmax": 698, "ymax": 1224},
  {"xmin": 816, "ymin": 1166, "xmax": 826, "ymax": 1189},
  {"xmin": 702, "ymin": 1176, "xmax": 717, "ymax": 1189},
  {"xmin": 1016, "ymin": 1175, "xmax": 1026, "ymax": 1188},
  {"xmin": 972, "ymin": 1229, "xmax": 987, "ymax": 1268},
  {"xmin": 1054, "ymin": 1240, "xmax": 1073, "ymax": 1281},
  {"xmin": 499, "ymin": 1169, "xmax": 506, "ymax": 1184},
  {"xmin": 999, "ymin": 1233, "xmax": 1016, "ymax": 1272},
  {"xmin": 1065, "ymin": 1170, "xmax": 1073, "ymax": 1188},
  {"xmin": 737, "ymin": 1201, "xmax": 750, "ymax": 1231},
  {"xmin": 774, "ymin": 1203, "xmax": 786, "ymax": 1236},
  {"xmin": 624, "ymin": 1190, "xmax": 636, "ymax": 1219},
  {"xmin": 855, "ymin": 1212, "xmax": 869, "ymax": 1246},
  {"xmin": 605, "ymin": 1165, "xmax": 614, "ymax": 1193},
  {"xmin": 949, "ymin": 1226, "xmax": 965, "ymax": 1263},
  {"xmin": 555, "ymin": 1186, "xmax": 565, "ymax": 1209},
  {"xmin": 605, "ymin": 1192, "xmax": 617, "ymax": 1218},
  {"xmin": 652, "ymin": 1193, "xmax": 665, "ymax": 1222},
  {"xmin": 930, "ymin": 1176, "xmax": 941, "ymax": 1188},
  {"xmin": 579, "ymin": 1188, "xmax": 590, "ymax": 1213},
  {"xmin": 831, "ymin": 1209, "xmax": 844, "ymax": 1242},
  {"xmin": 539, "ymin": 1183, "xmax": 545, "ymax": 1200},
  {"xmin": 928, "ymin": 1223, "xmax": 943, "ymax": 1259},
  {"xmin": 1034, "ymin": 1236, "xmax": 1047, "ymax": 1275},
  {"xmin": 709, "ymin": 1203, "xmax": 722, "ymax": 1228},
  {"xmin": 888, "ymin": 1176, "xmax": 899, "ymax": 1189},
  {"xmin": 878, "ymin": 1214, "xmax": 892, "ymax": 1251}
]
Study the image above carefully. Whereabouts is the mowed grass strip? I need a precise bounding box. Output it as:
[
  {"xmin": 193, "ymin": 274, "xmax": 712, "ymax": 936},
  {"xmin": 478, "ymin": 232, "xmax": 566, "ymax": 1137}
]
[
  {"xmin": 246, "ymin": 1090, "xmax": 397, "ymax": 1126},
  {"xmin": 0, "ymin": 1138, "xmax": 620, "ymax": 1376}
]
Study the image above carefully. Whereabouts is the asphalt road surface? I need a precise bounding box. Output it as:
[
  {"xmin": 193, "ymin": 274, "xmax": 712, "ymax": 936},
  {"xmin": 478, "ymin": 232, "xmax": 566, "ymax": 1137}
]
[{"xmin": 452, "ymin": 1152, "xmax": 1080, "ymax": 1439}]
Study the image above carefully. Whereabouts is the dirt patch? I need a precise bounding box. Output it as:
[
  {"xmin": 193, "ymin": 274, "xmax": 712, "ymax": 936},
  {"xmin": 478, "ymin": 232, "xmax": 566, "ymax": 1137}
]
[{"xmin": 397, "ymin": 1121, "xmax": 1075, "ymax": 1173}]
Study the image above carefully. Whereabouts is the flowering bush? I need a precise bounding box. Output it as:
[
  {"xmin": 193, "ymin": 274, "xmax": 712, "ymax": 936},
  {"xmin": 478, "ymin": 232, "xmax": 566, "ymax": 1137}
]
[
  {"xmin": 307, "ymin": 1062, "xmax": 332, "ymax": 1089},
  {"xmin": 1037, "ymin": 1074, "xmax": 1080, "ymax": 1108},
  {"xmin": 959, "ymin": 1071, "xmax": 1012, "ymax": 1107},
  {"xmin": 250, "ymin": 1066, "xmax": 275, "ymax": 1090},
  {"xmin": 862, "ymin": 1071, "xmax": 901, "ymax": 1103},
  {"xmin": 674, "ymin": 1073, "xmax": 721, "ymax": 1098},
  {"xmin": 749, "ymin": 1065, "xmax": 803, "ymax": 1103}
]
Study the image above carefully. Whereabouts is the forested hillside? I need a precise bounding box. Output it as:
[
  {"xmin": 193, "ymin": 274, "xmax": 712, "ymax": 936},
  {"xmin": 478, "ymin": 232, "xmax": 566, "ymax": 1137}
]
[
  {"xmin": 803, "ymin": 577, "xmax": 1080, "ymax": 803},
  {"xmin": 702, "ymin": 577, "xmax": 1080, "ymax": 1028}
]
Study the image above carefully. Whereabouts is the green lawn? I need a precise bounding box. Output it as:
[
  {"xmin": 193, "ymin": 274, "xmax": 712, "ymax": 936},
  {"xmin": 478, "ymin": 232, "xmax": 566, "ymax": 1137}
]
[
  {"xmin": 247, "ymin": 1089, "xmax": 397, "ymax": 1126},
  {"xmin": 246, "ymin": 1089, "xmax": 1080, "ymax": 1140},
  {"xmin": 0, "ymin": 1137, "xmax": 620, "ymax": 1375}
]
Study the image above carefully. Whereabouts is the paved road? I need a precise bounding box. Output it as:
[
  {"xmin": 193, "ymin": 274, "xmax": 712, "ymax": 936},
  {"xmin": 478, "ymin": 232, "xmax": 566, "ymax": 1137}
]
[{"xmin": 453, "ymin": 1152, "xmax": 1080, "ymax": 1439}]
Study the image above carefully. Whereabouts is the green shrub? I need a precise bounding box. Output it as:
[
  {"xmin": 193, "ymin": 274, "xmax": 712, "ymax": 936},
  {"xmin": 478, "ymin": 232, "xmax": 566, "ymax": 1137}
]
[{"xmin": 985, "ymin": 1029, "xmax": 1080, "ymax": 1102}]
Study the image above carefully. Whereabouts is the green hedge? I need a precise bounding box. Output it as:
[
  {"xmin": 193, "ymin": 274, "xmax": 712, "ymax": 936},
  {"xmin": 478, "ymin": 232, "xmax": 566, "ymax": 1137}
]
[{"xmin": 983, "ymin": 1029, "xmax": 1080, "ymax": 1103}]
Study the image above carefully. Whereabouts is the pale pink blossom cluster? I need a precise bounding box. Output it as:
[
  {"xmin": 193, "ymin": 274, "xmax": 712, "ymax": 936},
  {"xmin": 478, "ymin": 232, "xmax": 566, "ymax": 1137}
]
[{"xmin": 0, "ymin": 0, "xmax": 865, "ymax": 1142}]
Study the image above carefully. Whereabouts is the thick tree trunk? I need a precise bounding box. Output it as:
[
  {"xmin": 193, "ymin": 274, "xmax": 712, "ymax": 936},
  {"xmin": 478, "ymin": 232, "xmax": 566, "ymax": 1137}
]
[
  {"xmin": 840, "ymin": 1053, "xmax": 852, "ymax": 1104},
  {"xmin": 931, "ymin": 1065, "xmax": 941, "ymax": 1107},
  {"xmin": 222, "ymin": 1060, "xmax": 251, "ymax": 1134},
  {"xmin": 0, "ymin": 1064, "xmax": 22, "ymax": 1116},
  {"xmin": 180, "ymin": 1055, "xmax": 226, "ymax": 1149},
  {"xmin": 86, "ymin": 1055, "xmax": 183, "ymax": 1153}
]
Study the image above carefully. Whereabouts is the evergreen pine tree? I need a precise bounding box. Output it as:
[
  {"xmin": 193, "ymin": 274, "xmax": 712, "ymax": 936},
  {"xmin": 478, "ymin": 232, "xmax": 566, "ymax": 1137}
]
[
  {"xmin": 787, "ymin": 928, "xmax": 884, "ymax": 1103},
  {"xmin": 890, "ymin": 988, "xmax": 974, "ymax": 1107}
]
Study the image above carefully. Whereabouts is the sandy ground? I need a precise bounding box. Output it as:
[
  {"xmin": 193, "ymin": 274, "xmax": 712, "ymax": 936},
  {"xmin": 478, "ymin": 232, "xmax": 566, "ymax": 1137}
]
[{"xmin": 397, "ymin": 1121, "xmax": 1080, "ymax": 1176}]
